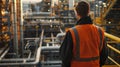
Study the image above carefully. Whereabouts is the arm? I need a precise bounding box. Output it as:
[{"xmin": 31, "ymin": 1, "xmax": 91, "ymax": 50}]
[
  {"xmin": 59, "ymin": 31, "xmax": 73, "ymax": 67},
  {"xmin": 100, "ymin": 39, "xmax": 108, "ymax": 67}
]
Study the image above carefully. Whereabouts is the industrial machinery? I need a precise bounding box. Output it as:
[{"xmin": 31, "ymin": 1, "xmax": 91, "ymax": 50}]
[
  {"xmin": 0, "ymin": 0, "xmax": 43, "ymax": 67},
  {"xmin": 0, "ymin": 0, "xmax": 11, "ymax": 48},
  {"xmin": 0, "ymin": 0, "xmax": 120, "ymax": 67}
]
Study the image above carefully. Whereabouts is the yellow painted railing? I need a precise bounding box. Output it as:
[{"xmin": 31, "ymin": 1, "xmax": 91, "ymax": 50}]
[
  {"xmin": 107, "ymin": 44, "xmax": 120, "ymax": 55},
  {"xmin": 108, "ymin": 56, "xmax": 120, "ymax": 67},
  {"xmin": 104, "ymin": 32, "xmax": 120, "ymax": 67},
  {"xmin": 105, "ymin": 33, "xmax": 120, "ymax": 43}
]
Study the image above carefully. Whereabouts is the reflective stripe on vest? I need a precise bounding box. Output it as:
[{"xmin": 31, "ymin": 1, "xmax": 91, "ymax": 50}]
[{"xmin": 72, "ymin": 27, "xmax": 103, "ymax": 62}]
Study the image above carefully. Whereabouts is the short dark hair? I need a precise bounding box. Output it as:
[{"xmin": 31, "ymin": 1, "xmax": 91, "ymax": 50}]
[{"xmin": 75, "ymin": 1, "xmax": 90, "ymax": 17}]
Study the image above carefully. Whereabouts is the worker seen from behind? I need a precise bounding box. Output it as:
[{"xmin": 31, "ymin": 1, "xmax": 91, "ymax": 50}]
[{"xmin": 60, "ymin": 1, "xmax": 108, "ymax": 67}]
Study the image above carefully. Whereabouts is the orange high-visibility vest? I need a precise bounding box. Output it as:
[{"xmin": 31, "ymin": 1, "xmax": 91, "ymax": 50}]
[{"xmin": 69, "ymin": 24, "xmax": 104, "ymax": 67}]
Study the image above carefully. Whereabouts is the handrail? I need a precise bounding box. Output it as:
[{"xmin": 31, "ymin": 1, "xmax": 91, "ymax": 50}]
[
  {"xmin": 105, "ymin": 32, "xmax": 120, "ymax": 43},
  {"xmin": 108, "ymin": 56, "xmax": 120, "ymax": 67},
  {"xmin": 107, "ymin": 44, "xmax": 120, "ymax": 54},
  {"xmin": 104, "ymin": 32, "xmax": 120, "ymax": 67}
]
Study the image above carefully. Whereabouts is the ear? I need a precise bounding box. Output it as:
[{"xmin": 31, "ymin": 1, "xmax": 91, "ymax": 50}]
[
  {"xmin": 74, "ymin": 10, "xmax": 81, "ymax": 20},
  {"xmin": 77, "ymin": 14, "xmax": 81, "ymax": 20}
]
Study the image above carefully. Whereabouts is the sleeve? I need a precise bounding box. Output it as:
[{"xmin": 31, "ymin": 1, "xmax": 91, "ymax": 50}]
[
  {"xmin": 100, "ymin": 38, "xmax": 108, "ymax": 67},
  {"xmin": 59, "ymin": 31, "xmax": 73, "ymax": 67}
]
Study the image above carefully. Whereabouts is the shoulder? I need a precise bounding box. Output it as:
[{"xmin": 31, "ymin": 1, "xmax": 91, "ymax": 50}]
[
  {"xmin": 95, "ymin": 26, "xmax": 105, "ymax": 38},
  {"xmin": 98, "ymin": 27, "xmax": 105, "ymax": 34},
  {"xmin": 64, "ymin": 27, "xmax": 77, "ymax": 39},
  {"xmin": 95, "ymin": 25, "xmax": 104, "ymax": 33},
  {"xmin": 67, "ymin": 26, "xmax": 77, "ymax": 33}
]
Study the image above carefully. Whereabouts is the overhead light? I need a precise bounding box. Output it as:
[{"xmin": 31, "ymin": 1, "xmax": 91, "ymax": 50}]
[
  {"xmin": 108, "ymin": 21, "xmax": 111, "ymax": 24},
  {"xmin": 50, "ymin": 20, "xmax": 52, "ymax": 22},
  {"xmin": 99, "ymin": 1, "xmax": 102, "ymax": 5},
  {"xmin": 48, "ymin": 3, "xmax": 50, "ymax": 5},
  {"xmin": 50, "ymin": 24, "xmax": 53, "ymax": 28},
  {"xmin": 48, "ymin": 10, "xmax": 50, "ymax": 11},
  {"xmin": 95, "ymin": 5, "xmax": 98, "ymax": 7},
  {"xmin": 103, "ymin": 3, "xmax": 107, "ymax": 7}
]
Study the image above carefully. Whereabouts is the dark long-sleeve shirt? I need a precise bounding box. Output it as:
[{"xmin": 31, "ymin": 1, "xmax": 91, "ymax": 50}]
[
  {"xmin": 60, "ymin": 31, "xmax": 73, "ymax": 67},
  {"xmin": 59, "ymin": 16, "xmax": 108, "ymax": 67}
]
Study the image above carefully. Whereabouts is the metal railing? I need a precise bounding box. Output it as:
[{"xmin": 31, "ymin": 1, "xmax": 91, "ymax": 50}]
[
  {"xmin": 0, "ymin": 29, "xmax": 44, "ymax": 66},
  {"xmin": 105, "ymin": 32, "xmax": 120, "ymax": 67}
]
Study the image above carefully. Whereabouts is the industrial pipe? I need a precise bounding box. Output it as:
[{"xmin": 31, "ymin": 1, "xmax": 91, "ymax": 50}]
[
  {"xmin": 0, "ymin": 29, "xmax": 44, "ymax": 66},
  {"xmin": 0, "ymin": 58, "xmax": 35, "ymax": 62},
  {"xmin": 12, "ymin": 0, "xmax": 19, "ymax": 58},
  {"xmin": 20, "ymin": 0, "xmax": 24, "ymax": 57},
  {"xmin": 0, "ymin": 47, "xmax": 10, "ymax": 60}
]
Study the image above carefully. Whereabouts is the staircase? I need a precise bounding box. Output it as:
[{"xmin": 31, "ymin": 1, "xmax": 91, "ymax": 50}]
[{"xmin": 101, "ymin": 0, "xmax": 120, "ymax": 20}]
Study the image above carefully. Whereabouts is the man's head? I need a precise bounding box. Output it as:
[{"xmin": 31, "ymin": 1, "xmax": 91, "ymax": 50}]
[{"xmin": 75, "ymin": 1, "xmax": 90, "ymax": 19}]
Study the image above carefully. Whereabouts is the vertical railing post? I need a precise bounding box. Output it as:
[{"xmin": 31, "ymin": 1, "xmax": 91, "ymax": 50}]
[
  {"xmin": 12, "ymin": 0, "xmax": 18, "ymax": 58},
  {"xmin": 20, "ymin": 0, "xmax": 24, "ymax": 57}
]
